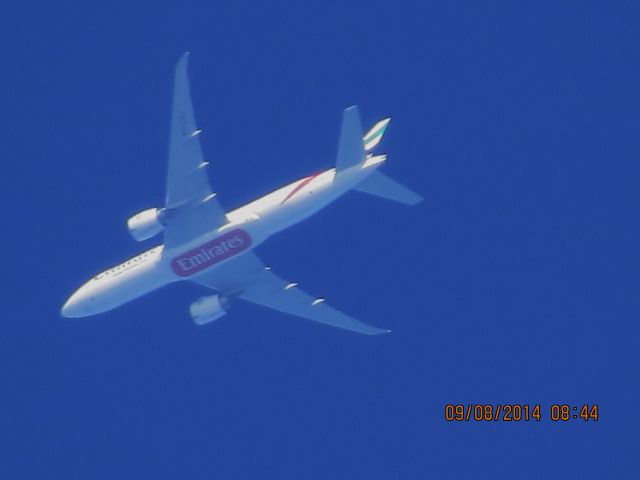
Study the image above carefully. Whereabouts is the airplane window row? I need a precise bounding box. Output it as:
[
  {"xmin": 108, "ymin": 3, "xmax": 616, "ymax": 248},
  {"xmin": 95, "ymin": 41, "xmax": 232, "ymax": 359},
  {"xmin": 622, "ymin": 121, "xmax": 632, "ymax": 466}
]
[{"xmin": 94, "ymin": 249, "xmax": 158, "ymax": 279}]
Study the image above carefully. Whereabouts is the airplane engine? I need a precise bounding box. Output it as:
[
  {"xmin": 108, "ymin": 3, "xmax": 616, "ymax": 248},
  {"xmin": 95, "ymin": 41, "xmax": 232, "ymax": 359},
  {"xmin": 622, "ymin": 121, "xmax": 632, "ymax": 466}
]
[
  {"xmin": 127, "ymin": 208, "xmax": 165, "ymax": 241},
  {"xmin": 190, "ymin": 295, "xmax": 229, "ymax": 325}
]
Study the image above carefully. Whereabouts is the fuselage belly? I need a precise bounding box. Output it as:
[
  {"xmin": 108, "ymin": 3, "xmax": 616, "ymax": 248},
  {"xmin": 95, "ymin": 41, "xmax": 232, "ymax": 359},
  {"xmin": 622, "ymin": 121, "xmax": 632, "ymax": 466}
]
[{"xmin": 62, "ymin": 164, "xmax": 375, "ymax": 317}]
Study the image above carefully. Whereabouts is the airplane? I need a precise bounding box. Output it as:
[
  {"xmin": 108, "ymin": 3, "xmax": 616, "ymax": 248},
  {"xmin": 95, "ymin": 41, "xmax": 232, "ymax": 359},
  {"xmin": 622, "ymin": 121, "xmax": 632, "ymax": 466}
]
[{"xmin": 61, "ymin": 53, "xmax": 422, "ymax": 335}]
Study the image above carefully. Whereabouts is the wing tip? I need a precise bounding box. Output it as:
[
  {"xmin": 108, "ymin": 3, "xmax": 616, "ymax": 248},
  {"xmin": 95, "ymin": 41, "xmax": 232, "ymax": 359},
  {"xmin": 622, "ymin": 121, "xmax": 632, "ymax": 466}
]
[
  {"xmin": 361, "ymin": 326, "xmax": 391, "ymax": 336},
  {"xmin": 375, "ymin": 328, "xmax": 392, "ymax": 335},
  {"xmin": 408, "ymin": 194, "xmax": 424, "ymax": 206},
  {"xmin": 176, "ymin": 51, "xmax": 191, "ymax": 70}
]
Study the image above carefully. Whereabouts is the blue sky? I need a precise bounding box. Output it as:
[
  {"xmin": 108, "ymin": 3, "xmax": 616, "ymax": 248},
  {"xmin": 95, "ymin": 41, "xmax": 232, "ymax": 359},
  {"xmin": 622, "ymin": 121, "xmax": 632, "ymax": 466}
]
[{"xmin": 1, "ymin": 1, "xmax": 638, "ymax": 478}]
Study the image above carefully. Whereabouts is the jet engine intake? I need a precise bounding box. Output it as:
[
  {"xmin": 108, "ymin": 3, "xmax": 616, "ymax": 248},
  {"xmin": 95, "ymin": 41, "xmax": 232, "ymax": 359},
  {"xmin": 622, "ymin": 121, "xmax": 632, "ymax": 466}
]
[
  {"xmin": 127, "ymin": 208, "xmax": 165, "ymax": 241},
  {"xmin": 190, "ymin": 295, "xmax": 229, "ymax": 325}
]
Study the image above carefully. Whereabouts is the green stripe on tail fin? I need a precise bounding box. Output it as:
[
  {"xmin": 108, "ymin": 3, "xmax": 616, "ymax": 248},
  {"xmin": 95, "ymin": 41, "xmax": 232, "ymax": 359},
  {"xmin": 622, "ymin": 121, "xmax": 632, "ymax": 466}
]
[{"xmin": 363, "ymin": 118, "xmax": 391, "ymax": 151}]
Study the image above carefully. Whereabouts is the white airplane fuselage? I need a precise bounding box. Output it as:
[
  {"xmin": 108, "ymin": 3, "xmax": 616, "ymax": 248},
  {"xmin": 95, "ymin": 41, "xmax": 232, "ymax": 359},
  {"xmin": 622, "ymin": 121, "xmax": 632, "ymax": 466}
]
[{"xmin": 62, "ymin": 160, "xmax": 382, "ymax": 318}]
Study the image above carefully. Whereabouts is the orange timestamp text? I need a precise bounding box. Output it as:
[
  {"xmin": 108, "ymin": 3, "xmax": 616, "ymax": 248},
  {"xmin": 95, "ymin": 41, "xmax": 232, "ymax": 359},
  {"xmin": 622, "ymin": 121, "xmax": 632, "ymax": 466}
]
[{"xmin": 444, "ymin": 404, "xmax": 599, "ymax": 422}]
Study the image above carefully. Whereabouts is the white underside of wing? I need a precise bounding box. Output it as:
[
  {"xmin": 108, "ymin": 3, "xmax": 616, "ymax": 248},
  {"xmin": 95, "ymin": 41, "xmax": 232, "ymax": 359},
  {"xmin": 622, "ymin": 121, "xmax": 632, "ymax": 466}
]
[
  {"xmin": 164, "ymin": 53, "xmax": 228, "ymax": 248},
  {"xmin": 238, "ymin": 272, "xmax": 389, "ymax": 335},
  {"xmin": 190, "ymin": 253, "xmax": 389, "ymax": 335}
]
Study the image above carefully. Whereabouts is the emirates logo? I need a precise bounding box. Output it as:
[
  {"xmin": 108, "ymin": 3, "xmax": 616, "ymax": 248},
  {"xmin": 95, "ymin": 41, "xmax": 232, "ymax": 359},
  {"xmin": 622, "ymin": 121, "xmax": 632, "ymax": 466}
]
[{"xmin": 171, "ymin": 229, "xmax": 252, "ymax": 277}]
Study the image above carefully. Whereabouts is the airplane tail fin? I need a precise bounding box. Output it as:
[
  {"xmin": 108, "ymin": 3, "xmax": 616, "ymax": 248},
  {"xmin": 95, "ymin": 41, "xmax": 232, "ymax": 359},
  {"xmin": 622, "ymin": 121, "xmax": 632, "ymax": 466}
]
[
  {"xmin": 335, "ymin": 106, "xmax": 366, "ymax": 171},
  {"xmin": 335, "ymin": 106, "xmax": 391, "ymax": 170},
  {"xmin": 335, "ymin": 106, "xmax": 422, "ymax": 205},
  {"xmin": 355, "ymin": 170, "xmax": 423, "ymax": 205}
]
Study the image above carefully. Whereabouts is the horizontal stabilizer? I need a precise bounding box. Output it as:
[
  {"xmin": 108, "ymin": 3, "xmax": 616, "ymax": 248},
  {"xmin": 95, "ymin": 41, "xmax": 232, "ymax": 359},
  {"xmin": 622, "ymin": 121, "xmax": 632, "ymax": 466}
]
[{"xmin": 355, "ymin": 171, "xmax": 423, "ymax": 205}]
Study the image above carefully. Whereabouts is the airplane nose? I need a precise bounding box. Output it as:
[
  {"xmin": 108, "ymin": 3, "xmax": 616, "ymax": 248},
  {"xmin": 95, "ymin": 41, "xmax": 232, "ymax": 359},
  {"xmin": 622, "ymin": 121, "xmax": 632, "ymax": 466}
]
[
  {"xmin": 61, "ymin": 292, "xmax": 88, "ymax": 318},
  {"xmin": 61, "ymin": 298, "xmax": 80, "ymax": 318}
]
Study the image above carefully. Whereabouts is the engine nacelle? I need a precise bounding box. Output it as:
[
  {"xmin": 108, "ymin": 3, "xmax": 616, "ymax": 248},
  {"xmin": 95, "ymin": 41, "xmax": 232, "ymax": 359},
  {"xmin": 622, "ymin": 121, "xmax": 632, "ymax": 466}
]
[
  {"xmin": 127, "ymin": 208, "xmax": 165, "ymax": 241},
  {"xmin": 190, "ymin": 295, "xmax": 229, "ymax": 325}
]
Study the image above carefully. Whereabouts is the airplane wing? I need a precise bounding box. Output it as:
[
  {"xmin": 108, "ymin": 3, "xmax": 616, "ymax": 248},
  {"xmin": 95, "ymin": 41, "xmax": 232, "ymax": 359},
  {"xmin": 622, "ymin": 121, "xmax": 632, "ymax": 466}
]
[
  {"xmin": 190, "ymin": 253, "xmax": 389, "ymax": 335},
  {"xmin": 163, "ymin": 53, "xmax": 227, "ymax": 248}
]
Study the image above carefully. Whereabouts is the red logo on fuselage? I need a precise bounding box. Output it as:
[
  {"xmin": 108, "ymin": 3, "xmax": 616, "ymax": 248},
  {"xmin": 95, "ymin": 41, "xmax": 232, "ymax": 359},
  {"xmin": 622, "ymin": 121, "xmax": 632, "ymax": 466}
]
[{"xmin": 171, "ymin": 229, "xmax": 252, "ymax": 277}]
